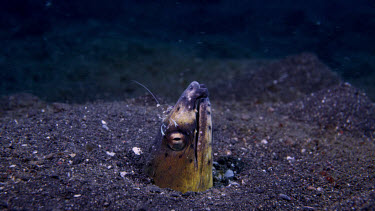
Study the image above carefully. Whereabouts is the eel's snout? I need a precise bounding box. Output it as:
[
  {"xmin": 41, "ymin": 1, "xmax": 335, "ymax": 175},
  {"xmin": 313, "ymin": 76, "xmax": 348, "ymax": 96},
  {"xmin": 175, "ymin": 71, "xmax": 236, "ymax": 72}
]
[{"xmin": 188, "ymin": 81, "xmax": 209, "ymax": 99}]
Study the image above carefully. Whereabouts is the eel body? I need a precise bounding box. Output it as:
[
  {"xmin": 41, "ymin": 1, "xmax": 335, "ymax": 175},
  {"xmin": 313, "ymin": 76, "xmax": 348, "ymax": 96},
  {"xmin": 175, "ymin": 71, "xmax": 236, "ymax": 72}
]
[{"xmin": 147, "ymin": 81, "xmax": 213, "ymax": 193}]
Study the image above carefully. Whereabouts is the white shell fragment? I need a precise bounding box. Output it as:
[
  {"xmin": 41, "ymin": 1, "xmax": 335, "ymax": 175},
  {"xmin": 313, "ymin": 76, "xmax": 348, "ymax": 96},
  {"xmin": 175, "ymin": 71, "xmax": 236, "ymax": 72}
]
[
  {"xmin": 261, "ymin": 139, "xmax": 268, "ymax": 144},
  {"xmin": 132, "ymin": 147, "xmax": 142, "ymax": 155},
  {"xmin": 286, "ymin": 156, "xmax": 295, "ymax": 161},
  {"xmin": 106, "ymin": 151, "xmax": 116, "ymax": 157},
  {"xmin": 101, "ymin": 120, "xmax": 109, "ymax": 131},
  {"xmin": 120, "ymin": 171, "xmax": 127, "ymax": 178}
]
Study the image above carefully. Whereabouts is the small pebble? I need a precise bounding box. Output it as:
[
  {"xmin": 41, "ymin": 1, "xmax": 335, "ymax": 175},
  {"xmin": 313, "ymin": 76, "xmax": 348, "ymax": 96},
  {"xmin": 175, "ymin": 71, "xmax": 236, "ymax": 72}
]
[
  {"xmin": 307, "ymin": 186, "xmax": 315, "ymax": 190},
  {"xmin": 229, "ymin": 181, "xmax": 239, "ymax": 186},
  {"xmin": 303, "ymin": 206, "xmax": 315, "ymax": 210},
  {"xmin": 149, "ymin": 186, "xmax": 162, "ymax": 193},
  {"xmin": 279, "ymin": 193, "xmax": 291, "ymax": 201},
  {"xmin": 224, "ymin": 169, "xmax": 234, "ymax": 179},
  {"xmin": 241, "ymin": 114, "xmax": 251, "ymax": 120},
  {"xmin": 106, "ymin": 151, "xmax": 116, "ymax": 157},
  {"xmin": 102, "ymin": 124, "xmax": 109, "ymax": 131},
  {"xmin": 120, "ymin": 172, "xmax": 127, "ymax": 178},
  {"xmin": 286, "ymin": 156, "xmax": 295, "ymax": 161},
  {"xmin": 101, "ymin": 120, "xmax": 109, "ymax": 130},
  {"xmin": 230, "ymin": 137, "xmax": 239, "ymax": 144}
]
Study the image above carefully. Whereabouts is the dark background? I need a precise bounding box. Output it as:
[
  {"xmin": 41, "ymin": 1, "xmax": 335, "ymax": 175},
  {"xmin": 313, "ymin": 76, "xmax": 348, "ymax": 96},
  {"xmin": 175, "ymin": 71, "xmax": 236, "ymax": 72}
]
[{"xmin": 1, "ymin": 0, "xmax": 374, "ymax": 102}]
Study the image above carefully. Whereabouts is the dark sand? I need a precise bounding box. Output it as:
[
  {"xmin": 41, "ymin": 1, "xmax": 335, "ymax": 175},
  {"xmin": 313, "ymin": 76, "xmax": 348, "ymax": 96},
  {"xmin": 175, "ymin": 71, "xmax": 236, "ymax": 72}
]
[{"xmin": 1, "ymin": 54, "xmax": 374, "ymax": 210}]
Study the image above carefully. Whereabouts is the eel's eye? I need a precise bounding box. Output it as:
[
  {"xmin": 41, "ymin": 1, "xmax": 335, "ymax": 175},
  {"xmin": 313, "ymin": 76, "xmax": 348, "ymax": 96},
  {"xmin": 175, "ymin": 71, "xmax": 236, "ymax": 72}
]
[{"xmin": 167, "ymin": 132, "xmax": 186, "ymax": 151}]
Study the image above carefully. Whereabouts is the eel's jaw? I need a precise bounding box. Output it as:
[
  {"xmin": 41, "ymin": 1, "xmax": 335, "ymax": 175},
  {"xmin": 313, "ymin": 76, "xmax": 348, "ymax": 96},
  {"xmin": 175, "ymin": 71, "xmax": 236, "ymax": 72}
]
[{"xmin": 196, "ymin": 97, "xmax": 213, "ymax": 191}]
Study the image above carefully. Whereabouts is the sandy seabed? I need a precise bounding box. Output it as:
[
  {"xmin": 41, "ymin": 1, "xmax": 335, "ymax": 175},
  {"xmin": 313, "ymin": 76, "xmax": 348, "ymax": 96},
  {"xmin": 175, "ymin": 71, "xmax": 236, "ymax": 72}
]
[{"xmin": 1, "ymin": 53, "xmax": 374, "ymax": 210}]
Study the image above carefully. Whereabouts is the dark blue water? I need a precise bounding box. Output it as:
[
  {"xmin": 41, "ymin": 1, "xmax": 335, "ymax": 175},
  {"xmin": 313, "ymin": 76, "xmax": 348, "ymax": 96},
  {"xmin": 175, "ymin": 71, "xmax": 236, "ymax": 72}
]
[{"xmin": 1, "ymin": 0, "xmax": 374, "ymax": 102}]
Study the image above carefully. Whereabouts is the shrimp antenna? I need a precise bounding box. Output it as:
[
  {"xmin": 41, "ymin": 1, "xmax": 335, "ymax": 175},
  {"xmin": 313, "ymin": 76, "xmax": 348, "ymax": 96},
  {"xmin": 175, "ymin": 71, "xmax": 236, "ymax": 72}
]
[{"xmin": 131, "ymin": 80, "xmax": 160, "ymax": 105}]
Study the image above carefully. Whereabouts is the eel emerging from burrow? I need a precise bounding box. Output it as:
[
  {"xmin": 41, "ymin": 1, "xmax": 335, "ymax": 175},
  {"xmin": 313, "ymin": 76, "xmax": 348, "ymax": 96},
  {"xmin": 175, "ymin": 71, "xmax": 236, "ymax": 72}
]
[{"xmin": 146, "ymin": 81, "xmax": 213, "ymax": 193}]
